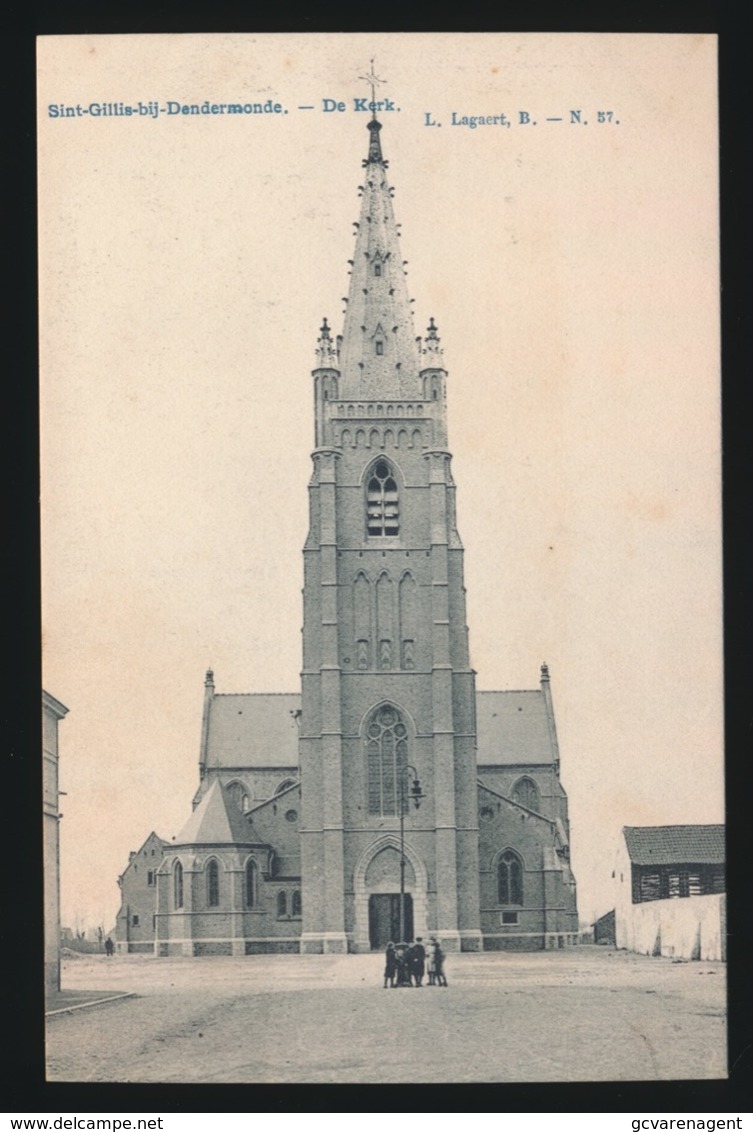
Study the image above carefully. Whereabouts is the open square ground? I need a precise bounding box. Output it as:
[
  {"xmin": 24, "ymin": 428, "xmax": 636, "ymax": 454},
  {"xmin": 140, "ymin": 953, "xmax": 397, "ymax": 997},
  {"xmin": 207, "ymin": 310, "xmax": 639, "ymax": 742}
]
[{"xmin": 46, "ymin": 947, "xmax": 726, "ymax": 1084}]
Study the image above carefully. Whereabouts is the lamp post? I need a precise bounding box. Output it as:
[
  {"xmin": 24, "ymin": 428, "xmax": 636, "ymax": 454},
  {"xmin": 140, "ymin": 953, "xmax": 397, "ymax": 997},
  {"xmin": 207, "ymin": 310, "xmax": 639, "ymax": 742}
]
[{"xmin": 397, "ymin": 763, "xmax": 424, "ymax": 944}]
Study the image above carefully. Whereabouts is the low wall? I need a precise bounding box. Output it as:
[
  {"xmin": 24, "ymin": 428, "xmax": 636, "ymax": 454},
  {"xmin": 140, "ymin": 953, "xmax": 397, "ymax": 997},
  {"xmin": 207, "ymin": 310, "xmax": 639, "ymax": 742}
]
[
  {"xmin": 617, "ymin": 893, "xmax": 725, "ymax": 961},
  {"xmin": 482, "ymin": 931, "xmax": 579, "ymax": 951}
]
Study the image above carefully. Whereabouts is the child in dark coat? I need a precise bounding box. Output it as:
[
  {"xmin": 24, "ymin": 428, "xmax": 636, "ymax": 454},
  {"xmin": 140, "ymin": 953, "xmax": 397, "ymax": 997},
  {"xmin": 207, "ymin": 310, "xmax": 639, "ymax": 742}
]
[
  {"xmin": 383, "ymin": 941, "xmax": 397, "ymax": 988},
  {"xmin": 410, "ymin": 937, "xmax": 426, "ymax": 986},
  {"xmin": 435, "ymin": 941, "xmax": 448, "ymax": 986}
]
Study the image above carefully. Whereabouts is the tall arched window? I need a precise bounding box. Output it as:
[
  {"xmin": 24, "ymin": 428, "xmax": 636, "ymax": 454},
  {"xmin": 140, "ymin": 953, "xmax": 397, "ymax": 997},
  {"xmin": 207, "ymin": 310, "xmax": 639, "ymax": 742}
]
[
  {"xmin": 206, "ymin": 858, "xmax": 220, "ymax": 907},
  {"xmin": 497, "ymin": 850, "xmax": 523, "ymax": 906},
  {"xmin": 292, "ymin": 890, "xmax": 302, "ymax": 917},
  {"xmin": 245, "ymin": 859, "xmax": 257, "ymax": 908},
  {"xmin": 511, "ymin": 776, "xmax": 540, "ymax": 812},
  {"xmin": 274, "ymin": 778, "xmax": 297, "ymax": 796},
  {"xmin": 277, "ymin": 890, "xmax": 288, "ymax": 918},
  {"xmin": 366, "ymin": 704, "xmax": 408, "ymax": 816},
  {"xmin": 226, "ymin": 780, "xmax": 251, "ymax": 812},
  {"xmin": 367, "ymin": 460, "xmax": 399, "ymax": 536},
  {"xmin": 173, "ymin": 861, "xmax": 184, "ymax": 910}
]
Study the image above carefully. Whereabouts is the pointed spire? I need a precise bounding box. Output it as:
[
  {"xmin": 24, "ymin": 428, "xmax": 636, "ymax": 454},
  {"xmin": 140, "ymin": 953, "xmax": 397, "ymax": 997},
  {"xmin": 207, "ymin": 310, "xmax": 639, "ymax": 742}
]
[
  {"xmin": 338, "ymin": 120, "xmax": 420, "ymax": 399},
  {"xmin": 539, "ymin": 662, "xmax": 560, "ymax": 770},
  {"xmin": 364, "ymin": 118, "xmax": 386, "ymax": 167},
  {"xmin": 199, "ymin": 668, "xmax": 215, "ymax": 780},
  {"xmin": 420, "ymin": 317, "xmax": 445, "ymax": 367},
  {"xmin": 314, "ymin": 316, "xmax": 339, "ymax": 369}
]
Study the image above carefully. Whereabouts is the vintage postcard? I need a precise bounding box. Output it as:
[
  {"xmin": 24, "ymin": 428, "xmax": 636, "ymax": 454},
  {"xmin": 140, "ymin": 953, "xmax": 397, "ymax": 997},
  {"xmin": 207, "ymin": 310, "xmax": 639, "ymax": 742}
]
[{"xmin": 39, "ymin": 33, "xmax": 723, "ymax": 1083}]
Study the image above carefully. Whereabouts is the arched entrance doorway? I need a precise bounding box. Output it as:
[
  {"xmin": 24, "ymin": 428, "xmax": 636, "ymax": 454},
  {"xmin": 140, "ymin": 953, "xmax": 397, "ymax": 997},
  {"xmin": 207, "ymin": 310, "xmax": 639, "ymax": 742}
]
[{"xmin": 353, "ymin": 837, "xmax": 428, "ymax": 952}]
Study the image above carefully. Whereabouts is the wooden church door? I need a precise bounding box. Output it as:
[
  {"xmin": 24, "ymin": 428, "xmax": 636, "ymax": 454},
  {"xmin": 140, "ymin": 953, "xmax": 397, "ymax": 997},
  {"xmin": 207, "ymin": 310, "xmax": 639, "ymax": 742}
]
[{"xmin": 368, "ymin": 893, "xmax": 414, "ymax": 949}]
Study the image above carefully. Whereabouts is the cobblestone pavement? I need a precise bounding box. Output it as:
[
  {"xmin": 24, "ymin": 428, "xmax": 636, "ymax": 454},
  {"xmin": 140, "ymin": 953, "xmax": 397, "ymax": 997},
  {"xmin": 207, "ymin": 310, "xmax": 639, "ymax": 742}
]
[{"xmin": 46, "ymin": 947, "xmax": 726, "ymax": 1084}]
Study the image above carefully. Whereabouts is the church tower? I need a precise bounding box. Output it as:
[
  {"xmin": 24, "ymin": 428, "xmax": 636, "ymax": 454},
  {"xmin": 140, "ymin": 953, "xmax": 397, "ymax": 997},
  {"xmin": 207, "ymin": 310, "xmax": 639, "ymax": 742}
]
[
  {"xmin": 125, "ymin": 112, "xmax": 578, "ymax": 960},
  {"xmin": 299, "ymin": 118, "xmax": 482, "ymax": 953}
]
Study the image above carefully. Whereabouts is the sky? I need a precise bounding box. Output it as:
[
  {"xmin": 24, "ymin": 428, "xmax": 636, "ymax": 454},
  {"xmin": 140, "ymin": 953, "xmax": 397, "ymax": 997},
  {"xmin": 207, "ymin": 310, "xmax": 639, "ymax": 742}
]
[{"xmin": 38, "ymin": 32, "xmax": 722, "ymax": 934}]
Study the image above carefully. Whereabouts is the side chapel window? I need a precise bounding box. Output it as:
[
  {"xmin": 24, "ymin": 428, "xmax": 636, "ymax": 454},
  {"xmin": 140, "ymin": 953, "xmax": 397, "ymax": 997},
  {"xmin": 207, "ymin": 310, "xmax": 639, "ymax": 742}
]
[
  {"xmin": 173, "ymin": 861, "xmax": 184, "ymax": 910},
  {"xmin": 497, "ymin": 850, "xmax": 523, "ymax": 906},
  {"xmin": 367, "ymin": 460, "xmax": 399, "ymax": 537},
  {"xmin": 245, "ymin": 859, "xmax": 257, "ymax": 907},
  {"xmin": 207, "ymin": 858, "xmax": 220, "ymax": 907}
]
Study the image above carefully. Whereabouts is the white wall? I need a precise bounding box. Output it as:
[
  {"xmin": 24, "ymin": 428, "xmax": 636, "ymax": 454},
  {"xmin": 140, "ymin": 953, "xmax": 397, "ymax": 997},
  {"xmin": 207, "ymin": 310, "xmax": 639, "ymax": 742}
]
[{"xmin": 617, "ymin": 891, "xmax": 725, "ymax": 961}]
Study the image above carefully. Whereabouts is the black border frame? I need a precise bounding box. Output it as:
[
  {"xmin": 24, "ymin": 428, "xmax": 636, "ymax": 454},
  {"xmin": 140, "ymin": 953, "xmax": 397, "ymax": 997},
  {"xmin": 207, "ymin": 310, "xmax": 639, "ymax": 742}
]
[{"xmin": 4, "ymin": 1, "xmax": 750, "ymax": 1113}]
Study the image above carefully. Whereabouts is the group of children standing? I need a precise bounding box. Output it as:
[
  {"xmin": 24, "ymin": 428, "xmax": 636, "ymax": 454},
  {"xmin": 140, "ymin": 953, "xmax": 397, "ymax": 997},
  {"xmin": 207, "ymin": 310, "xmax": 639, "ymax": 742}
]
[{"xmin": 383, "ymin": 937, "xmax": 448, "ymax": 988}]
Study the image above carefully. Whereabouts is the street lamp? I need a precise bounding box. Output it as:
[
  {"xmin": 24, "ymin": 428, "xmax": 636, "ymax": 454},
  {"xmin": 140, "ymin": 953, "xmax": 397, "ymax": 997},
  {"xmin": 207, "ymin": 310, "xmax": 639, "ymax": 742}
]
[{"xmin": 397, "ymin": 763, "xmax": 424, "ymax": 944}]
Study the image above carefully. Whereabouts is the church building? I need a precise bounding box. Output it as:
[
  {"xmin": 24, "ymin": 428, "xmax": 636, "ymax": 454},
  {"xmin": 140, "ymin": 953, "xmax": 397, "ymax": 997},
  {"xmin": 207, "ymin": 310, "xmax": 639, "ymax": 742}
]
[{"xmin": 124, "ymin": 116, "xmax": 578, "ymax": 956}]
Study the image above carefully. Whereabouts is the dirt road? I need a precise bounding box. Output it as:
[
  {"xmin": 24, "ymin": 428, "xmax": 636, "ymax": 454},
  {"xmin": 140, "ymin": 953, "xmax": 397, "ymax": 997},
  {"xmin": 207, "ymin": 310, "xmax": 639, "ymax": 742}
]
[{"xmin": 46, "ymin": 947, "xmax": 726, "ymax": 1083}]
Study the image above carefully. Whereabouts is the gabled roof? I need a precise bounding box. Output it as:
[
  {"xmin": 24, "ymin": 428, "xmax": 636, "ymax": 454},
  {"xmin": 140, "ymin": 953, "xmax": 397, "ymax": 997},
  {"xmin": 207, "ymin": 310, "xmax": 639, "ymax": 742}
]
[
  {"xmin": 205, "ymin": 693, "xmax": 301, "ymax": 769},
  {"xmin": 476, "ymin": 690, "xmax": 555, "ymax": 766},
  {"xmin": 174, "ymin": 779, "xmax": 256, "ymax": 847},
  {"xmin": 623, "ymin": 825, "xmax": 725, "ymax": 866},
  {"xmin": 200, "ymin": 686, "xmax": 558, "ymax": 772},
  {"xmin": 135, "ymin": 830, "xmax": 168, "ymax": 853},
  {"xmin": 121, "ymin": 830, "xmax": 168, "ymax": 878}
]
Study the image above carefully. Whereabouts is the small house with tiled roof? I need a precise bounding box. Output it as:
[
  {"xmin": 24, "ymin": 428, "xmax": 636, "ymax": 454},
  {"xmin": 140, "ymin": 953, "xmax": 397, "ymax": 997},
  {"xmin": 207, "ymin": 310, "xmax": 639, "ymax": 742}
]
[{"xmin": 613, "ymin": 824, "xmax": 725, "ymax": 960}]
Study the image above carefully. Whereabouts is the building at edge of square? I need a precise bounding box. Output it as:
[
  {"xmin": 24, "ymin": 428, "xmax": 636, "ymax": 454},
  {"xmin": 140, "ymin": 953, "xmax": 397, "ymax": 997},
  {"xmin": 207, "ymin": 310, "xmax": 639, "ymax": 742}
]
[
  {"xmin": 117, "ymin": 118, "xmax": 579, "ymax": 956},
  {"xmin": 43, "ymin": 689, "xmax": 68, "ymax": 993}
]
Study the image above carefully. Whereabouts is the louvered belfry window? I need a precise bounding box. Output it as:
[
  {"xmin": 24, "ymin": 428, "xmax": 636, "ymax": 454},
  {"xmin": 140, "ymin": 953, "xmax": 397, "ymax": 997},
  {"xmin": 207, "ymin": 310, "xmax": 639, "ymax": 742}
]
[{"xmin": 367, "ymin": 460, "xmax": 399, "ymax": 536}]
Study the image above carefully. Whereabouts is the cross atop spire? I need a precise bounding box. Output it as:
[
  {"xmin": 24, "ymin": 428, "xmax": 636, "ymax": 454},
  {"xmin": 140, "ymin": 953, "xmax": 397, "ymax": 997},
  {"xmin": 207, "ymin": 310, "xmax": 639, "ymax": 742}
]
[
  {"xmin": 358, "ymin": 60, "xmax": 388, "ymax": 167},
  {"xmin": 358, "ymin": 58, "xmax": 386, "ymax": 116}
]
